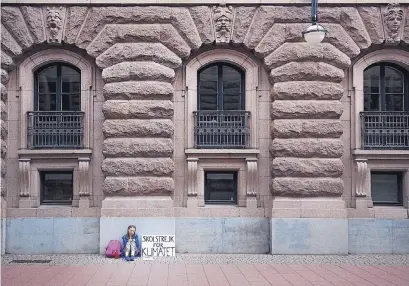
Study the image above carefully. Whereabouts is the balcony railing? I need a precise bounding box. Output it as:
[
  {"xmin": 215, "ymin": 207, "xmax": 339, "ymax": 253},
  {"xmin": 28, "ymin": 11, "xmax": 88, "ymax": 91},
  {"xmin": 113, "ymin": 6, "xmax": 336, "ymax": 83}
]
[
  {"xmin": 27, "ymin": 111, "xmax": 84, "ymax": 149},
  {"xmin": 193, "ymin": 110, "xmax": 250, "ymax": 148},
  {"xmin": 360, "ymin": 111, "xmax": 409, "ymax": 150}
]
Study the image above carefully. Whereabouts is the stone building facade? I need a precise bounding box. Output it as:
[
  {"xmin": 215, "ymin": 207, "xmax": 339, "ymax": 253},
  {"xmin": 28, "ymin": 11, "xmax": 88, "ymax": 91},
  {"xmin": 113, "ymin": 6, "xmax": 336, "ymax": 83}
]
[{"xmin": 1, "ymin": 0, "xmax": 408, "ymax": 255}]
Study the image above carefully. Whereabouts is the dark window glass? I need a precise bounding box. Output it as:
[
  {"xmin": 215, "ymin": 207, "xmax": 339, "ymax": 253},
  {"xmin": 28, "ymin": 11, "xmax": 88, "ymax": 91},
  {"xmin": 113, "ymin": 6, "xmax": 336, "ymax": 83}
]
[
  {"xmin": 205, "ymin": 171, "xmax": 237, "ymax": 204},
  {"xmin": 198, "ymin": 63, "xmax": 244, "ymax": 111},
  {"xmin": 40, "ymin": 171, "xmax": 73, "ymax": 205},
  {"xmin": 364, "ymin": 64, "xmax": 407, "ymax": 112},
  {"xmin": 35, "ymin": 63, "xmax": 81, "ymax": 111},
  {"xmin": 371, "ymin": 172, "xmax": 403, "ymax": 205}
]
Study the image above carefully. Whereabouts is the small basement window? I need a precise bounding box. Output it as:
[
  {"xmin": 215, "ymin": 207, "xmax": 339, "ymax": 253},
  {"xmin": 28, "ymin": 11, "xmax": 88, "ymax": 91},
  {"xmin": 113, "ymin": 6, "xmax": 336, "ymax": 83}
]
[
  {"xmin": 40, "ymin": 171, "xmax": 73, "ymax": 205},
  {"xmin": 205, "ymin": 171, "xmax": 237, "ymax": 204},
  {"xmin": 371, "ymin": 172, "xmax": 403, "ymax": 206}
]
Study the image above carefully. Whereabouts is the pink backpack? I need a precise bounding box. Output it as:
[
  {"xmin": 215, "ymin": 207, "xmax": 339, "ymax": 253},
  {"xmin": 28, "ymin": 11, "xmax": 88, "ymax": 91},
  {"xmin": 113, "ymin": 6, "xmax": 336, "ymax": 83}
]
[{"xmin": 105, "ymin": 240, "xmax": 121, "ymax": 258}]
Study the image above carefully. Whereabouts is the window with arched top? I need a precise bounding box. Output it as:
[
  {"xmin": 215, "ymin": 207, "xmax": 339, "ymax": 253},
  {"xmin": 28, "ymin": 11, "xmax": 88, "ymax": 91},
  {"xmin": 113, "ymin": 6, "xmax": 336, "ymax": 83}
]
[
  {"xmin": 35, "ymin": 63, "xmax": 81, "ymax": 111},
  {"xmin": 195, "ymin": 62, "xmax": 249, "ymax": 149},
  {"xmin": 198, "ymin": 63, "xmax": 245, "ymax": 111},
  {"xmin": 364, "ymin": 63, "xmax": 408, "ymax": 112},
  {"xmin": 30, "ymin": 62, "xmax": 84, "ymax": 149},
  {"xmin": 361, "ymin": 62, "xmax": 409, "ymax": 150}
]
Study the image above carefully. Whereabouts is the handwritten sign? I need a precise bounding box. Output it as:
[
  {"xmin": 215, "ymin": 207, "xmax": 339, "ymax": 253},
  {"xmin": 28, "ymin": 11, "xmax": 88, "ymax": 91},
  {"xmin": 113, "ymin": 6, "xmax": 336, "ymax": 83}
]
[{"xmin": 141, "ymin": 235, "xmax": 175, "ymax": 260}]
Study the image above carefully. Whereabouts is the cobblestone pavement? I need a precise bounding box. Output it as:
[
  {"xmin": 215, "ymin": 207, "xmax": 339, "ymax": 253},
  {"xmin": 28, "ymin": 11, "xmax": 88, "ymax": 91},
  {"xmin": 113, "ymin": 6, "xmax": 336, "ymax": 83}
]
[{"xmin": 1, "ymin": 254, "xmax": 409, "ymax": 286}]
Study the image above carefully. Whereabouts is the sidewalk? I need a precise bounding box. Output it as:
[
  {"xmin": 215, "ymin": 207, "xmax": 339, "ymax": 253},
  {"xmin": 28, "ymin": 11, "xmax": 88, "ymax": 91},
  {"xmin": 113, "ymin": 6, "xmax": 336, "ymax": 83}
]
[{"xmin": 2, "ymin": 254, "xmax": 409, "ymax": 286}]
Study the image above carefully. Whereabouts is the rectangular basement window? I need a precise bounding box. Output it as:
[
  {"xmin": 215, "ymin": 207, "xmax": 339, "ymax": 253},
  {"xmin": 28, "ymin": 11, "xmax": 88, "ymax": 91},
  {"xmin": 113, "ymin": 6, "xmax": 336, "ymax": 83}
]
[
  {"xmin": 371, "ymin": 171, "xmax": 403, "ymax": 206},
  {"xmin": 204, "ymin": 171, "xmax": 237, "ymax": 205},
  {"xmin": 40, "ymin": 171, "xmax": 73, "ymax": 205}
]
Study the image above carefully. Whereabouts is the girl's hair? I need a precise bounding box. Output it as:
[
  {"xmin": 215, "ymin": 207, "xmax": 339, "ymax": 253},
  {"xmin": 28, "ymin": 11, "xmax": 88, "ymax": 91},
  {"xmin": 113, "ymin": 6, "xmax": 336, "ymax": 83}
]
[{"xmin": 127, "ymin": 225, "xmax": 136, "ymax": 238}]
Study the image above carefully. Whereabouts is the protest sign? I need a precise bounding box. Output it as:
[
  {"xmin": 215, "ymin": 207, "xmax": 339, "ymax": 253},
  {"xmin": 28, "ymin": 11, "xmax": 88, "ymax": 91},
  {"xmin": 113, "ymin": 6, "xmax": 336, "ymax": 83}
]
[{"xmin": 141, "ymin": 235, "xmax": 175, "ymax": 260}]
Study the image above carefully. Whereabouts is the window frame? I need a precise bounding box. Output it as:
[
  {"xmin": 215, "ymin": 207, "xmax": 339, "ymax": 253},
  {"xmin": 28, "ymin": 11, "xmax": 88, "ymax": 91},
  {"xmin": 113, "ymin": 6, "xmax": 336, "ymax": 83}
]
[
  {"xmin": 40, "ymin": 170, "xmax": 74, "ymax": 205},
  {"xmin": 204, "ymin": 171, "xmax": 238, "ymax": 205},
  {"xmin": 364, "ymin": 62, "xmax": 409, "ymax": 112},
  {"xmin": 371, "ymin": 171, "xmax": 403, "ymax": 206},
  {"xmin": 34, "ymin": 62, "xmax": 81, "ymax": 112},
  {"xmin": 197, "ymin": 62, "xmax": 245, "ymax": 111}
]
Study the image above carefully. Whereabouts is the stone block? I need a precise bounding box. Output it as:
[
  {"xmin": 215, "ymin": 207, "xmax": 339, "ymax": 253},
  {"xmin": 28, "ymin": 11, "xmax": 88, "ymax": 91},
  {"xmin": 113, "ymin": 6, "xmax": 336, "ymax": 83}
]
[
  {"xmin": 271, "ymin": 138, "xmax": 344, "ymax": 158},
  {"xmin": 102, "ymin": 158, "xmax": 174, "ymax": 176},
  {"xmin": 1, "ymin": 49, "xmax": 15, "ymax": 72},
  {"xmin": 271, "ymin": 100, "xmax": 343, "ymax": 119},
  {"xmin": 64, "ymin": 6, "xmax": 89, "ymax": 44},
  {"xmin": 272, "ymin": 158, "xmax": 344, "ymax": 178},
  {"xmin": 102, "ymin": 62, "xmax": 175, "ymax": 83},
  {"xmin": 271, "ymin": 218, "xmax": 348, "ymax": 254},
  {"xmin": 103, "ymin": 100, "xmax": 173, "ymax": 119},
  {"xmin": 244, "ymin": 6, "xmax": 275, "ymax": 50},
  {"xmin": 357, "ymin": 6, "xmax": 384, "ymax": 45},
  {"xmin": 374, "ymin": 207, "xmax": 408, "ymax": 219},
  {"xmin": 232, "ymin": 6, "xmax": 257, "ymax": 45},
  {"xmin": 6, "ymin": 218, "xmax": 54, "ymax": 254},
  {"xmin": 176, "ymin": 218, "xmax": 269, "ymax": 254},
  {"xmin": 348, "ymin": 219, "xmax": 393, "ymax": 254},
  {"xmin": 340, "ymin": 7, "xmax": 371, "ymax": 50},
  {"xmin": 103, "ymin": 138, "xmax": 173, "ymax": 157},
  {"xmin": 103, "ymin": 119, "xmax": 173, "ymax": 138},
  {"xmin": 272, "ymin": 81, "xmax": 344, "ymax": 101},
  {"xmin": 392, "ymin": 220, "xmax": 409, "ymax": 254},
  {"xmin": 53, "ymin": 218, "xmax": 99, "ymax": 254},
  {"xmin": 272, "ymin": 119, "xmax": 343, "ymax": 139},
  {"xmin": 102, "ymin": 176, "xmax": 174, "ymax": 196},
  {"xmin": 325, "ymin": 23, "xmax": 360, "ymax": 58},
  {"xmin": 1, "ymin": 7, "xmax": 33, "ymax": 49},
  {"xmin": 255, "ymin": 24, "xmax": 287, "ymax": 58},
  {"xmin": 189, "ymin": 6, "xmax": 214, "ymax": 44},
  {"xmin": 103, "ymin": 81, "xmax": 174, "ymax": 100},
  {"xmin": 270, "ymin": 62, "xmax": 344, "ymax": 83},
  {"xmin": 271, "ymin": 177, "xmax": 344, "ymax": 197},
  {"xmin": 96, "ymin": 43, "xmax": 181, "ymax": 69},
  {"xmin": 20, "ymin": 6, "xmax": 45, "ymax": 44},
  {"xmin": 265, "ymin": 43, "xmax": 350, "ymax": 70},
  {"xmin": 1, "ymin": 28, "xmax": 22, "ymax": 57}
]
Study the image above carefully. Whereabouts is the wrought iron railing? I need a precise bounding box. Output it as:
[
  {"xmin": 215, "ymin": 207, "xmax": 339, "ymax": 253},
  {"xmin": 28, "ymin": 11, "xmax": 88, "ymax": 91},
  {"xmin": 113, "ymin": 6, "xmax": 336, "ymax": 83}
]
[
  {"xmin": 27, "ymin": 111, "xmax": 84, "ymax": 149},
  {"xmin": 194, "ymin": 110, "xmax": 250, "ymax": 148},
  {"xmin": 360, "ymin": 111, "xmax": 409, "ymax": 149}
]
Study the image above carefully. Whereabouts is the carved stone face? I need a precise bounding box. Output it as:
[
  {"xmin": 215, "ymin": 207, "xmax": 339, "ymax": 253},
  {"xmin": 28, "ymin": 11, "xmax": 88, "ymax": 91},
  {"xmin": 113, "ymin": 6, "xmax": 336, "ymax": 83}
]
[
  {"xmin": 215, "ymin": 15, "xmax": 231, "ymax": 32},
  {"xmin": 47, "ymin": 9, "xmax": 62, "ymax": 29},
  {"xmin": 384, "ymin": 4, "xmax": 403, "ymax": 33}
]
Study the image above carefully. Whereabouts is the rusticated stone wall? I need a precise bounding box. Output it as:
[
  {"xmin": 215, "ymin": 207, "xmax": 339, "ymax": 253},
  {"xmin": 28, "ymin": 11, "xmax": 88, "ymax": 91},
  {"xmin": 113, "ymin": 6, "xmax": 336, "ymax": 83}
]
[{"xmin": 1, "ymin": 4, "xmax": 409, "ymax": 200}]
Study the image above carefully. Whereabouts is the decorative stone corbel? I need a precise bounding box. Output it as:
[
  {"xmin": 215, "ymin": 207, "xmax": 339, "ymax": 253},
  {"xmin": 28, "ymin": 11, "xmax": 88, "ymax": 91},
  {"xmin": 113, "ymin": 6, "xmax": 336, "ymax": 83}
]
[
  {"xmin": 187, "ymin": 158, "xmax": 199, "ymax": 196},
  {"xmin": 355, "ymin": 159, "xmax": 368, "ymax": 197},
  {"xmin": 18, "ymin": 159, "xmax": 31, "ymax": 197},
  {"xmin": 213, "ymin": 4, "xmax": 234, "ymax": 44},
  {"xmin": 246, "ymin": 158, "xmax": 258, "ymax": 197},
  {"xmin": 382, "ymin": 3, "xmax": 404, "ymax": 45},
  {"xmin": 44, "ymin": 6, "xmax": 66, "ymax": 44},
  {"xmin": 78, "ymin": 158, "xmax": 90, "ymax": 197}
]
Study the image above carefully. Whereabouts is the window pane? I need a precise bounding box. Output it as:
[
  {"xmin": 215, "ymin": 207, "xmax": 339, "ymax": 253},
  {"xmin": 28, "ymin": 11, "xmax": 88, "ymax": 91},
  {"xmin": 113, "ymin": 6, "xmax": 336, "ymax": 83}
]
[
  {"xmin": 364, "ymin": 65, "xmax": 380, "ymax": 94},
  {"xmin": 199, "ymin": 65, "xmax": 218, "ymax": 110},
  {"xmin": 61, "ymin": 66, "xmax": 81, "ymax": 93},
  {"xmin": 222, "ymin": 65, "xmax": 241, "ymax": 110},
  {"xmin": 385, "ymin": 66, "xmax": 403, "ymax": 94},
  {"xmin": 371, "ymin": 173, "xmax": 401, "ymax": 204},
  {"xmin": 42, "ymin": 172, "xmax": 73, "ymax": 203},
  {"xmin": 62, "ymin": 93, "xmax": 81, "ymax": 111},
  {"xmin": 364, "ymin": 93, "xmax": 380, "ymax": 111},
  {"xmin": 385, "ymin": 94, "xmax": 404, "ymax": 111},
  {"xmin": 205, "ymin": 172, "xmax": 236, "ymax": 203},
  {"xmin": 38, "ymin": 66, "xmax": 57, "ymax": 93},
  {"xmin": 38, "ymin": 93, "xmax": 57, "ymax": 111}
]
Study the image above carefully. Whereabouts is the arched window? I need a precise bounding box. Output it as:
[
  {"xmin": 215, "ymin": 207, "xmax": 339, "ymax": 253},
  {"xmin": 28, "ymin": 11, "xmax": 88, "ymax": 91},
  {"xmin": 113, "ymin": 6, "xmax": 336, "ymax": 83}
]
[
  {"xmin": 364, "ymin": 63, "xmax": 408, "ymax": 112},
  {"xmin": 362, "ymin": 62, "xmax": 409, "ymax": 149},
  {"xmin": 35, "ymin": 63, "xmax": 81, "ymax": 111},
  {"xmin": 30, "ymin": 62, "xmax": 83, "ymax": 148},
  {"xmin": 195, "ymin": 63, "xmax": 248, "ymax": 148},
  {"xmin": 198, "ymin": 63, "xmax": 245, "ymax": 111}
]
